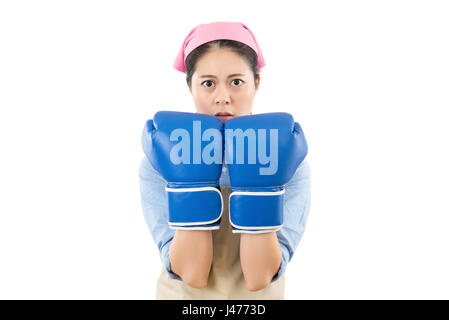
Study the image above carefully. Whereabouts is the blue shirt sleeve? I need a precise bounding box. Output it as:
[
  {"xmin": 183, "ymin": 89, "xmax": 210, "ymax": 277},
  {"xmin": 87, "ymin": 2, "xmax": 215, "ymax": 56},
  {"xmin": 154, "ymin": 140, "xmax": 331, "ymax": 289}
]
[
  {"xmin": 271, "ymin": 159, "xmax": 311, "ymax": 282},
  {"xmin": 138, "ymin": 157, "xmax": 182, "ymax": 281}
]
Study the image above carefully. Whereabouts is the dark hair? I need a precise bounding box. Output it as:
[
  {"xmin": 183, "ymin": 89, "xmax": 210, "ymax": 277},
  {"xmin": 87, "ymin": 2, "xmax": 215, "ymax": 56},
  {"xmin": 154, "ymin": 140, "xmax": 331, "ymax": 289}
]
[{"xmin": 185, "ymin": 39, "xmax": 260, "ymax": 89}]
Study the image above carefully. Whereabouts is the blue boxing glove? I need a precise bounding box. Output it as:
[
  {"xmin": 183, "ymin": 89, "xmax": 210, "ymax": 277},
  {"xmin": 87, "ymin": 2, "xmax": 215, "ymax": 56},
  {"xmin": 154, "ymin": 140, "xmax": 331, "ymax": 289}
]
[
  {"xmin": 142, "ymin": 111, "xmax": 224, "ymax": 230},
  {"xmin": 224, "ymin": 113, "xmax": 308, "ymax": 233}
]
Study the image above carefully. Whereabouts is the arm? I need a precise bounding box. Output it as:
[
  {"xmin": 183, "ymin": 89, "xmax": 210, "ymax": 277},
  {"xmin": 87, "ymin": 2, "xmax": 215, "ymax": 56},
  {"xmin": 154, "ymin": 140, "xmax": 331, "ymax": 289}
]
[
  {"xmin": 240, "ymin": 160, "xmax": 311, "ymax": 291},
  {"xmin": 274, "ymin": 160, "xmax": 311, "ymax": 281},
  {"xmin": 240, "ymin": 232, "xmax": 282, "ymax": 292},
  {"xmin": 139, "ymin": 157, "xmax": 213, "ymax": 288},
  {"xmin": 169, "ymin": 230, "xmax": 213, "ymax": 289}
]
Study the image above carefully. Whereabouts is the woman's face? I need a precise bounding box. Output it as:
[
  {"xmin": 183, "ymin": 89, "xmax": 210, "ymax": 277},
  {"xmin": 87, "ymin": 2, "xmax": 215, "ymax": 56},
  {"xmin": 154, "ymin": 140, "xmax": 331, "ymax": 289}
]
[{"xmin": 189, "ymin": 48, "xmax": 260, "ymax": 122}]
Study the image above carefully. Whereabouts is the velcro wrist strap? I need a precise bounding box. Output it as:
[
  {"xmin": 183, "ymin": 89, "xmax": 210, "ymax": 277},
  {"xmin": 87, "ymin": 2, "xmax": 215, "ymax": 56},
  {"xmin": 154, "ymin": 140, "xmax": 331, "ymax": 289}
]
[
  {"xmin": 166, "ymin": 186, "xmax": 223, "ymax": 227},
  {"xmin": 229, "ymin": 189, "xmax": 285, "ymax": 231}
]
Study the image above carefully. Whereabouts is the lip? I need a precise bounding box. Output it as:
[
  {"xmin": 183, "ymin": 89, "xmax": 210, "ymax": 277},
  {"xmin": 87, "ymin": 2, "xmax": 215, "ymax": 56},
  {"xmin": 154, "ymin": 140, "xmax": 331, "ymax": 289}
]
[
  {"xmin": 217, "ymin": 115, "xmax": 233, "ymax": 122},
  {"xmin": 215, "ymin": 112, "xmax": 234, "ymax": 122}
]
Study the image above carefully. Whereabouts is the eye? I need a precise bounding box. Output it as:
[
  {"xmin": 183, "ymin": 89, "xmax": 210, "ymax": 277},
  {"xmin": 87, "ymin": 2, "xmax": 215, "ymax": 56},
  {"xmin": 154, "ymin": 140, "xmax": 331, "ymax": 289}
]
[
  {"xmin": 231, "ymin": 79, "xmax": 244, "ymax": 86},
  {"xmin": 201, "ymin": 80, "xmax": 214, "ymax": 88}
]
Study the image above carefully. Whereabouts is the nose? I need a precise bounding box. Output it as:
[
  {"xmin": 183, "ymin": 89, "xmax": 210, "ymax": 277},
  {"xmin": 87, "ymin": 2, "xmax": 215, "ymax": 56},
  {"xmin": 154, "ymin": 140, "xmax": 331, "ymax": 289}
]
[{"xmin": 214, "ymin": 86, "xmax": 231, "ymax": 105}]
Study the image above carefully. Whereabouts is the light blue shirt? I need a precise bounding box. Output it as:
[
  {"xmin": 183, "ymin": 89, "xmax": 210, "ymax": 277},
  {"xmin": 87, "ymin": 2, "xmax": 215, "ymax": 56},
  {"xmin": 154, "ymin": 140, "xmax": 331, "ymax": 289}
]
[{"xmin": 138, "ymin": 157, "xmax": 311, "ymax": 282}]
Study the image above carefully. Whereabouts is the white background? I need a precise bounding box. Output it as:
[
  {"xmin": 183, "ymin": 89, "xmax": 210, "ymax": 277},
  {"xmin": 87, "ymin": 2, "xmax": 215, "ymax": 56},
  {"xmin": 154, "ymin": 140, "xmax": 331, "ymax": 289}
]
[{"xmin": 1, "ymin": 0, "xmax": 448, "ymax": 299}]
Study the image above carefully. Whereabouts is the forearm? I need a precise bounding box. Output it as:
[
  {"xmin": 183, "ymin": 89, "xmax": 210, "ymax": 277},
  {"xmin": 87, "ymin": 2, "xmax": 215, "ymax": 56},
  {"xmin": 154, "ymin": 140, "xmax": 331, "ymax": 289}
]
[
  {"xmin": 169, "ymin": 230, "xmax": 213, "ymax": 288},
  {"xmin": 240, "ymin": 232, "xmax": 282, "ymax": 292}
]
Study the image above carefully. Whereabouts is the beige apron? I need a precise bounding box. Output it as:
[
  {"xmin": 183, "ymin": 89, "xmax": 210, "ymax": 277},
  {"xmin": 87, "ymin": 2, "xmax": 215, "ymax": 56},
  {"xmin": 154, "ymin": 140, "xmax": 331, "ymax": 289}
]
[{"xmin": 155, "ymin": 186, "xmax": 285, "ymax": 300}]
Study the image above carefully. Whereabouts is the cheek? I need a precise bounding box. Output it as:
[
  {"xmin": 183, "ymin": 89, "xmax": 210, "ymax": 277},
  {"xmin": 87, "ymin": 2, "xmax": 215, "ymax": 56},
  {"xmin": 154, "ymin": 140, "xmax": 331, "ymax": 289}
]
[
  {"xmin": 235, "ymin": 86, "xmax": 255, "ymax": 98},
  {"xmin": 235, "ymin": 89, "xmax": 254, "ymax": 103},
  {"xmin": 196, "ymin": 105, "xmax": 214, "ymax": 114},
  {"xmin": 197, "ymin": 95, "xmax": 210, "ymax": 107},
  {"xmin": 233, "ymin": 89, "xmax": 255, "ymax": 114},
  {"xmin": 193, "ymin": 92, "xmax": 213, "ymax": 113}
]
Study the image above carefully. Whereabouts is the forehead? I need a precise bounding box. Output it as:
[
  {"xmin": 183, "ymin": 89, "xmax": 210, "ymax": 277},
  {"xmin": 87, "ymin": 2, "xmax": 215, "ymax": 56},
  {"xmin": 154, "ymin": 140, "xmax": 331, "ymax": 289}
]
[{"xmin": 194, "ymin": 48, "xmax": 251, "ymax": 75}]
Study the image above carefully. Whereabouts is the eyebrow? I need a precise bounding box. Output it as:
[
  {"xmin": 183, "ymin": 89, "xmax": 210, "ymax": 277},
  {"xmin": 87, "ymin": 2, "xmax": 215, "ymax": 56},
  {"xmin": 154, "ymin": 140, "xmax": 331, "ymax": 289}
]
[{"xmin": 199, "ymin": 73, "xmax": 245, "ymax": 78}]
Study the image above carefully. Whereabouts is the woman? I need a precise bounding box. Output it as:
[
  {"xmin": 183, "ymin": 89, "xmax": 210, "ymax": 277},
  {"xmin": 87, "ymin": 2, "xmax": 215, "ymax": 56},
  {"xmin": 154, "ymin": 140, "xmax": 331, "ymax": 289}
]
[{"xmin": 139, "ymin": 21, "xmax": 311, "ymax": 299}]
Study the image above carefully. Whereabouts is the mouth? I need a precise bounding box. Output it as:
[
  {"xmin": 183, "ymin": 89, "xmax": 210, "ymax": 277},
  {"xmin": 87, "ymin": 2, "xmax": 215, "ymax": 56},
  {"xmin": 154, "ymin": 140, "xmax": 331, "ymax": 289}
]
[{"xmin": 215, "ymin": 112, "xmax": 234, "ymax": 122}]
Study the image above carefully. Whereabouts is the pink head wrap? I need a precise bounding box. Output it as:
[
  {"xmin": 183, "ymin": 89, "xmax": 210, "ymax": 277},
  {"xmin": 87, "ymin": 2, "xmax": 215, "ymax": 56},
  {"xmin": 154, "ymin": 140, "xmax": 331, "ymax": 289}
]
[{"xmin": 173, "ymin": 21, "xmax": 266, "ymax": 73}]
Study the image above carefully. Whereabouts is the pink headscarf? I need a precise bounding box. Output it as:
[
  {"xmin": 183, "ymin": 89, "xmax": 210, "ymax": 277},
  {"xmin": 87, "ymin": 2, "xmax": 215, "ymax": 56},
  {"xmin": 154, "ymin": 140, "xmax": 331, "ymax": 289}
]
[{"xmin": 173, "ymin": 21, "xmax": 266, "ymax": 73}]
